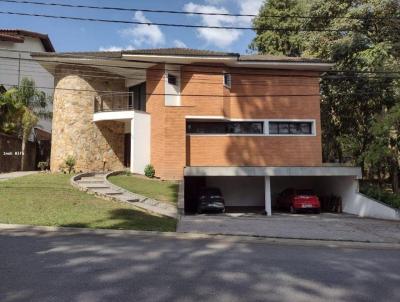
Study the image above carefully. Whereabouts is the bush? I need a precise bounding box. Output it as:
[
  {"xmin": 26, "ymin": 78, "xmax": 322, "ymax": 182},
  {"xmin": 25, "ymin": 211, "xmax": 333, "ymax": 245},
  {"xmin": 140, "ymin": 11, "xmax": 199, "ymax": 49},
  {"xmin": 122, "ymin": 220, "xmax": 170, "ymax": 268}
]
[
  {"xmin": 144, "ymin": 164, "xmax": 155, "ymax": 178},
  {"xmin": 64, "ymin": 155, "xmax": 76, "ymax": 174},
  {"xmin": 37, "ymin": 161, "xmax": 49, "ymax": 171},
  {"xmin": 360, "ymin": 182, "xmax": 400, "ymax": 209}
]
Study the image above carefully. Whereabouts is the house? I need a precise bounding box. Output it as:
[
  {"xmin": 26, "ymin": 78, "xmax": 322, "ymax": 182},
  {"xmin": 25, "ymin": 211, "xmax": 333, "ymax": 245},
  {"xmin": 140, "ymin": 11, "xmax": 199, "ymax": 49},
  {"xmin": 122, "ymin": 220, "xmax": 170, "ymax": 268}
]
[
  {"xmin": 0, "ymin": 29, "xmax": 55, "ymax": 134},
  {"xmin": 31, "ymin": 48, "xmax": 374, "ymax": 217}
]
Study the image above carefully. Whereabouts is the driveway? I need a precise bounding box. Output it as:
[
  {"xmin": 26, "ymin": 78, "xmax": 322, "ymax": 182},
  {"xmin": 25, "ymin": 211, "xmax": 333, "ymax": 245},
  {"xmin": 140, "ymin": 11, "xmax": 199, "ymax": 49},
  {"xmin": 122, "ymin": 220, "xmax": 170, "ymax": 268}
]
[
  {"xmin": 178, "ymin": 213, "xmax": 400, "ymax": 244},
  {"xmin": 0, "ymin": 171, "xmax": 37, "ymax": 181},
  {"xmin": 1, "ymin": 225, "xmax": 400, "ymax": 302}
]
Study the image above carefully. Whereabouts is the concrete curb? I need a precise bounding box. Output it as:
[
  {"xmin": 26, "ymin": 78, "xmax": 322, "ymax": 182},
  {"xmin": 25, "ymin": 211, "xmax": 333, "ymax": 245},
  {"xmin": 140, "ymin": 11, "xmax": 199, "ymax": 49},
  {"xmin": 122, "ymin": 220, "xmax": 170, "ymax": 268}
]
[{"xmin": 1, "ymin": 223, "xmax": 400, "ymax": 250}]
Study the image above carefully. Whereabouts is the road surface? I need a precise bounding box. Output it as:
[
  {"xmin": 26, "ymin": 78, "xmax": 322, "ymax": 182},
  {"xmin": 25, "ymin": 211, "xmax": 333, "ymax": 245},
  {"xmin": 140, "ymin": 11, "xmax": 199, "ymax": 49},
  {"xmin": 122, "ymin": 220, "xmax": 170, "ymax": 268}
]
[{"xmin": 1, "ymin": 226, "xmax": 399, "ymax": 302}]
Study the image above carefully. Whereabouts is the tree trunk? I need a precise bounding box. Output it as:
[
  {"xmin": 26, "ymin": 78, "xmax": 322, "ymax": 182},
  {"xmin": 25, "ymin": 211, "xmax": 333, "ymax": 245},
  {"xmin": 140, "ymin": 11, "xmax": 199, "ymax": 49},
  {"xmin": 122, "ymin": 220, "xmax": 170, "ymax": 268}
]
[
  {"xmin": 392, "ymin": 165, "xmax": 399, "ymax": 194},
  {"xmin": 20, "ymin": 131, "xmax": 27, "ymax": 171}
]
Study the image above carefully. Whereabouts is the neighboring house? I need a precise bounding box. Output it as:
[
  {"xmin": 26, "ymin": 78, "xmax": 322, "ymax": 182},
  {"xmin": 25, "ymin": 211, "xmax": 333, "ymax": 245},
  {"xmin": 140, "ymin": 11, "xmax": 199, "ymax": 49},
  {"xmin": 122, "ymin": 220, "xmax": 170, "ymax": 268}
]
[
  {"xmin": 0, "ymin": 29, "xmax": 55, "ymax": 134},
  {"xmin": 32, "ymin": 48, "xmax": 366, "ymax": 216}
]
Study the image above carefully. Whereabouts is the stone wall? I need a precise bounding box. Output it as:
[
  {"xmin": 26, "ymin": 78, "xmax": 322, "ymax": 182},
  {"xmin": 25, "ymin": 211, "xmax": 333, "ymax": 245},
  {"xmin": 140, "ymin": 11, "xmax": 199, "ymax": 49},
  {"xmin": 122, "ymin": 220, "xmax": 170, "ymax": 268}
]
[{"xmin": 50, "ymin": 66, "xmax": 125, "ymax": 172}]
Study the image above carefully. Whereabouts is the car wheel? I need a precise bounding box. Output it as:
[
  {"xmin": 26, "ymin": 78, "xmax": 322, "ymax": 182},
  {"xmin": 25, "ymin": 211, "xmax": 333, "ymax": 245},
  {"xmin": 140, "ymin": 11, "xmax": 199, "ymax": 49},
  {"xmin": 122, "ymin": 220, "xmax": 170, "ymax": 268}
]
[
  {"xmin": 290, "ymin": 206, "xmax": 297, "ymax": 214},
  {"xmin": 314, "ymin": 208, "xmax": 321, "ymax": 214}
]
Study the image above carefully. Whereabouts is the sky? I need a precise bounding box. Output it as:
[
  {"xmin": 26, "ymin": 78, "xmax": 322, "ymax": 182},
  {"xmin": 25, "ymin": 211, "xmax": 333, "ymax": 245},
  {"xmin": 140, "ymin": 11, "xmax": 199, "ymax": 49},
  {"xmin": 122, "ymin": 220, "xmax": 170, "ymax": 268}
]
[{"xmin": 0, "ymin": 0, "xmax": 264, "ymax": 53}]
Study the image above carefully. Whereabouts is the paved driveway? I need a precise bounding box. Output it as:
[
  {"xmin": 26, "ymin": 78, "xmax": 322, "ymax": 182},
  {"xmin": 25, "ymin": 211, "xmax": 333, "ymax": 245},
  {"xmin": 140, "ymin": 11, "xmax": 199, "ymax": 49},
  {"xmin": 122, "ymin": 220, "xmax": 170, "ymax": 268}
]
[{"xmin": 178, "ymin": 213, "xmax": 400, "ymax": 244}]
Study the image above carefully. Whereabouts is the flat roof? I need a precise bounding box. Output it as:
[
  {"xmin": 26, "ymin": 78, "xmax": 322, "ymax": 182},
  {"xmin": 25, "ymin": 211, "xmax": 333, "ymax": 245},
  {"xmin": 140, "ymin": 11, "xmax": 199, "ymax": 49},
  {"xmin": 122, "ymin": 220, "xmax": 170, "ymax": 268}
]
[{"xmin": 184, "ymin": 166, "xmax": 362, "ymax": 179}]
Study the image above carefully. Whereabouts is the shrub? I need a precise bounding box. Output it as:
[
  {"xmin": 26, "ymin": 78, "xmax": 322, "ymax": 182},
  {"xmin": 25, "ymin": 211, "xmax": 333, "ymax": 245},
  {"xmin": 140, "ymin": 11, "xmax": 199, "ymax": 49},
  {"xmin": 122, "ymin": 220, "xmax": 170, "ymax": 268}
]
[
  {"xmin": 64, "ymin": 155, "xmax": 76, "ymax": 174},
  {"xmin": 360, "ymin": 182, "xmax": 400, "ymax": 209},
  {"xmin": 144, "ymin": 164, "xmax": 155, "ymax": 178},
  {"xmin": 37, "ymin": 161, "xmax": 49, "ymax": 171}
]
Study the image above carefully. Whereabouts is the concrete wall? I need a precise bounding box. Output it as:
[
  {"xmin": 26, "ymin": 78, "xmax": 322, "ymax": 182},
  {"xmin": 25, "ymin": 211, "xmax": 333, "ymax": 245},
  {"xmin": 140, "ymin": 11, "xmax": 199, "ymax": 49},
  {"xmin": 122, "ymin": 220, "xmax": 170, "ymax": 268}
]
[
  {"xmin": 317, "ymin": 176, "xmax": 400, "ymax": 221},
  {"xmin": 0, "ymin": 37, "xmax": 53, "ymax": 134},
  {"xmin": 205, "ymin": 176, "xmax": 264, "ymax": 207},
  {"xmin": 131, "ymin": 112, "xmax": 151, "ymax": 174}
]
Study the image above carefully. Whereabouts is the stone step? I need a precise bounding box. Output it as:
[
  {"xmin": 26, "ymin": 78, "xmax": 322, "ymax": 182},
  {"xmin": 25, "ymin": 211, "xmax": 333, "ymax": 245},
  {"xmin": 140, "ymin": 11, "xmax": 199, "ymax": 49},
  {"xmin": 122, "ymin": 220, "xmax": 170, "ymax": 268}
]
[
  {"xmin": 81, "ymin": 177, "xmax": 105, "ymax": 181},
  {"xmin": 77, "ymin": 179, "xmax": 104, "ymax": 184},
  {"xmin": 83, "ymin": 183, "xmax": 110, "ymax": 189}
]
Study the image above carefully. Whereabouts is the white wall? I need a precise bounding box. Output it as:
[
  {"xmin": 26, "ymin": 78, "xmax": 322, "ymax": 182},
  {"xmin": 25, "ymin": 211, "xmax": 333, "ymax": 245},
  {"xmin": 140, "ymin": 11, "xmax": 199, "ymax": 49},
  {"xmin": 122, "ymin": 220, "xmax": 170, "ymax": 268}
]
[
  {"xmin": 205, "ymin": 176, "xmax": 265, "ymax": 207},
  {"xmin": 316, "ymin": 176, "xmax": 400, "ymax": 221},
  {"xmin": 131, "ymin": 112, "xmax": 151, "ymax": 174},
  {"xmin": 164, "ymin": 64, "xmax": 181, "ymax": 106},
  {"xmin": 0, "ymin": 36, "xmax": 54, "ymax": 134}
]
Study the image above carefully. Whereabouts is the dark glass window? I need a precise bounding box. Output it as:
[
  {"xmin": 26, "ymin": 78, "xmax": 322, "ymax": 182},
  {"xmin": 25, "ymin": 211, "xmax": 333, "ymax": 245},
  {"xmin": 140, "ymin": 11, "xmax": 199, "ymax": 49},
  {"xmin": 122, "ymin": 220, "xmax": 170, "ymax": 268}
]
[
  {"xmin": 223, "ymin": 73, "xmax": 231, "ymax": 88},
  {"xmin": 168, "ymin": 74, "xmax": 177, "ymax": 85},
  {"xmin": 187, "ymin": 121, "xmax": 263, "ymax": 134},
  {"xmin": 129, "ymin": 82, "xmax": 146, "ymax": 111},
  {"xmin": 269, "ymin": 122, "xmax": 313, "ymax": 135}
]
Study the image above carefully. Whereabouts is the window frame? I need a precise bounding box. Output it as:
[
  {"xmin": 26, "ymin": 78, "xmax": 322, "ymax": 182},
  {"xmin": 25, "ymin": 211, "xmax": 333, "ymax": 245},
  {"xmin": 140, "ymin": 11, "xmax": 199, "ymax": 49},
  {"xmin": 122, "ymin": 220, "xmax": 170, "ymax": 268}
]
[
  {"xmin": 223, "ymin": 72, "xmax": 232, "ymax": 89},
  {"xmin": 186, "ymin": 121, "xmax": 264, "ymax": 135},
  {"xmin": 267, "ymin": 120, "xmax": 316, "ymax": 136},
  {"xmin": 184, "ymin": 117, "xmax": 316, "ymax": 137},
  {"xmin": 167, "ymin": 73, "xmax": 177, "ymax": 86}
]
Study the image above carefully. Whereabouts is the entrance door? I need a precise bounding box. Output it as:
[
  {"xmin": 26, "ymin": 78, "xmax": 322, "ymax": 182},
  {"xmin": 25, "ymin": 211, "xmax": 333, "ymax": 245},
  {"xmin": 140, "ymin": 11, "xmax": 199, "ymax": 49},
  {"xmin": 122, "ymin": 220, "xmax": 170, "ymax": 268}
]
[{"xmin": 124, "ymin": 133, "xmax": 131, "ymax": 167}]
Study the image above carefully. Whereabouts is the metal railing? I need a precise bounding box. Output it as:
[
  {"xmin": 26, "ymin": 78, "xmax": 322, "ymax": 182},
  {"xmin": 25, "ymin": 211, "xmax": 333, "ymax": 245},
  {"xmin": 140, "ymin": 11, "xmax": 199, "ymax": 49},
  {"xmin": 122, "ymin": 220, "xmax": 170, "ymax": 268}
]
[{"xmin": 94, "ymin": 92, "xmax": 134, "ymax": 113}]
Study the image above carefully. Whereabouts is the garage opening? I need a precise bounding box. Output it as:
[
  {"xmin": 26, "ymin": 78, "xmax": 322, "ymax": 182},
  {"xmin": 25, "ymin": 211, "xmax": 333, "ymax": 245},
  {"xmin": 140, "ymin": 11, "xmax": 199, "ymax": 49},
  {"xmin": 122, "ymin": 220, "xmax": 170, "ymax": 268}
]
[
  {"xmin": 184, "ymin": 176, "xmax": 265, "ymax": 214},
  {"xmin": 271, "ymin": 176, "xmax": 357, "ymax": 214}
]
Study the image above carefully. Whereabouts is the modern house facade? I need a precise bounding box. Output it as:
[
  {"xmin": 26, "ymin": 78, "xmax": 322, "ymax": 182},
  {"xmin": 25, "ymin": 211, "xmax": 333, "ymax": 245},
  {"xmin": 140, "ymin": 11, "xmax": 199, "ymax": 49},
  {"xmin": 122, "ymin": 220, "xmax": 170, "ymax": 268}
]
[
  {"xmin": 32, "ymin": 48, "xmax": 377, "ymax": 217},
  {"xmin": 0, "ymin": 29, "xmax": 55, "ymax": 134}
]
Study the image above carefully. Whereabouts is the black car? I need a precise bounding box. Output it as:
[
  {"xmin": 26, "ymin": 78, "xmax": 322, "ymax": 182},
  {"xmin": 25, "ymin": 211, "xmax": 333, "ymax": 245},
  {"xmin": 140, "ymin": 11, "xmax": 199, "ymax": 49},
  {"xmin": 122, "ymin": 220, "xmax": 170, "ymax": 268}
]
[{"xmin": 197, "ymin": 187, "xmax": 225, "ymax": 214}]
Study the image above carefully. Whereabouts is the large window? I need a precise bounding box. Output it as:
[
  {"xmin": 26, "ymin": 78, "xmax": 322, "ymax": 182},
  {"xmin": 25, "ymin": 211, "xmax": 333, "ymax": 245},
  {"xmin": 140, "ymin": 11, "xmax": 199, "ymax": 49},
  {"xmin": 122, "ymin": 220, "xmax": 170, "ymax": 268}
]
[
  {"xmin": 187, "ymin": 121, "xmax": 263, "ymax": 134},
  {"xmin": 269, "ymin": 121, "xmax": 313, "ymax": 135}
]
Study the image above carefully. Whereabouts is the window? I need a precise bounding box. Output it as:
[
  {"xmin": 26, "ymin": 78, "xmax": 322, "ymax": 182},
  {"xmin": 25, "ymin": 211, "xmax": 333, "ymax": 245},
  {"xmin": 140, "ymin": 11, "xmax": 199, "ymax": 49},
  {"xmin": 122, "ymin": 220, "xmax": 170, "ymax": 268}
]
[
  {"xmin": 168, "ymin": 74, "xmax": 177, "ymax": 85},
  {"xmin": 223, "ymin": 73, "xmax": 231, "ymax": 88},
  {"xmin": 187, "ymin": 121, "xmax": 263, "ymax": 134},
  {"xmin": 128, "ymin": 82, "xmax": 146, "ymax": 111},
  {"xmin": 269, "ymin": 121, "xmax": 313, "ymax": 135}
]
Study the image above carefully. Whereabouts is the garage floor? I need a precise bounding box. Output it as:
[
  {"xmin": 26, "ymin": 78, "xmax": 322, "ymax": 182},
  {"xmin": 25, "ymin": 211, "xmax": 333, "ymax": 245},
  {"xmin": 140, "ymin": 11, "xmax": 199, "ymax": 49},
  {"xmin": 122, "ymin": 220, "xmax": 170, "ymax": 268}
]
[{"xmin": 177, "ymin": 213, "xmax": 400, "ymax": 244}]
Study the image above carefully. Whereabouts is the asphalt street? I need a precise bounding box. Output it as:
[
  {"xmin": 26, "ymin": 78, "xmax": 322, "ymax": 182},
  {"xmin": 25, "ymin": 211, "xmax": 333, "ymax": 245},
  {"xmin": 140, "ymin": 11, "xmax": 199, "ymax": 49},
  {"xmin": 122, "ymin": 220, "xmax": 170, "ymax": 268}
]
[{"xmin": 1, "ymin": 227, "xmax": 400, "ymax": 302}]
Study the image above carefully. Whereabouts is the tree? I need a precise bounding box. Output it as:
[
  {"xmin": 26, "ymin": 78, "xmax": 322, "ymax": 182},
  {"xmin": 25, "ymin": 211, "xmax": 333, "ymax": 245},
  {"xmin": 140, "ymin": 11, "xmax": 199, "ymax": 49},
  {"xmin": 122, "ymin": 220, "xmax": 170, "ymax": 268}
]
[
  {"xmin": 365, "ymin": 104, "xmax": 400, "ymax": 193},
  {"xmin": 1, "ymin": 78, "xmax": 51, "ymax": 170},
  {"xmin": 250, "ymin": 0, "xmax": 307, "ymax": 56}
]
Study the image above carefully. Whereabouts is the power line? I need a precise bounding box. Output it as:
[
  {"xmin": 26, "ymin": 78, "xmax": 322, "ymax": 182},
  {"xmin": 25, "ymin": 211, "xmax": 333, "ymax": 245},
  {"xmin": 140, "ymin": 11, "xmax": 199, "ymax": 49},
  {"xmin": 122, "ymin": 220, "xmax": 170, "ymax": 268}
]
[
  {"xmin": 0, "ymin": 10, "xmax": 355, "ymax": 32},
  {"xmin": 2, "ymin": 0, "xmax": 399, "ymax": 21},
  {"xmin": 0, "ymin": 81, "xmax": 393, "ymax": 98}
]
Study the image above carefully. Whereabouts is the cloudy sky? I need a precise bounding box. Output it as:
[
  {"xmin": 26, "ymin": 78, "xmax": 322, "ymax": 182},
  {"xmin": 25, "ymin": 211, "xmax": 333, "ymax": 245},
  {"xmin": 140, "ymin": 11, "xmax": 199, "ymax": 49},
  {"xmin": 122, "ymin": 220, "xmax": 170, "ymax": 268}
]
[{"xmin": 0, "ymin": 0, "xmax": 264, "ymax": 53}]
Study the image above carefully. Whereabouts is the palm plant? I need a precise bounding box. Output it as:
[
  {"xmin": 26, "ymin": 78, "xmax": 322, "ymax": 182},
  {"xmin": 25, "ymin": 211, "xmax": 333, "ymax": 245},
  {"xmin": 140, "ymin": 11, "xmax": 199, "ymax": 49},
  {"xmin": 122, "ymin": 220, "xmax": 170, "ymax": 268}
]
[{"xmin": 1, "ymin": 78, "xmax": 51, "ymax": 170}]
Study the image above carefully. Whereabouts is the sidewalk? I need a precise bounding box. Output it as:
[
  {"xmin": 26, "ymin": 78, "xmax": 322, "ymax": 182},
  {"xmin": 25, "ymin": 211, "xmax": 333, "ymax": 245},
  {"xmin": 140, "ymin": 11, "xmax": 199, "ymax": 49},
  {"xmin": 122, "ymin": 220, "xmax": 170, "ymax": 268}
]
[{"xmin": 0, "ymin": 171, "xmax": 38, "ymax": 181}]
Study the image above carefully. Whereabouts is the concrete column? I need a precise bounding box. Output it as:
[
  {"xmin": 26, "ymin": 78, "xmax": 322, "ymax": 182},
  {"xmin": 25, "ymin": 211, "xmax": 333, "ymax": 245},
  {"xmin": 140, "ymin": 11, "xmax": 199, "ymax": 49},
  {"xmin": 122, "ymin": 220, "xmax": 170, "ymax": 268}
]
[
  {"xmin": 265, "ymin": 176, "xmax": 272, "ymax": 216},
  {"xmin": 130, "ymin": 118, "xmax": 134, "ymax": 173}
]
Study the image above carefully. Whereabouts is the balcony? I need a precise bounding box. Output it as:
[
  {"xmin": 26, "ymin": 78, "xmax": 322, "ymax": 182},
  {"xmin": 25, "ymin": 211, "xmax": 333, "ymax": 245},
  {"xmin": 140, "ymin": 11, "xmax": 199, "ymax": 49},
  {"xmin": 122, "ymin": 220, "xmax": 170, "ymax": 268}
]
[
  {"xmin": 93, "ymin": 92, "xmax": 146, "ymax": 122},
  {"xmin": 94, "ymin": 92, "xmax": 134, "ymax": 113}
]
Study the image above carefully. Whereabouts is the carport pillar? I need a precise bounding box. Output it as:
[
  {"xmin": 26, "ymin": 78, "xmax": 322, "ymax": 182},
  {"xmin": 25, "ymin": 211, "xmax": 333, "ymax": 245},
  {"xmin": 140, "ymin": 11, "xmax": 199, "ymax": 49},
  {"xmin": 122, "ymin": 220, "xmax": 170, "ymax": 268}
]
[{"xmin": 264, "ymin": 176, "xmax": 272, "ymax": 216}]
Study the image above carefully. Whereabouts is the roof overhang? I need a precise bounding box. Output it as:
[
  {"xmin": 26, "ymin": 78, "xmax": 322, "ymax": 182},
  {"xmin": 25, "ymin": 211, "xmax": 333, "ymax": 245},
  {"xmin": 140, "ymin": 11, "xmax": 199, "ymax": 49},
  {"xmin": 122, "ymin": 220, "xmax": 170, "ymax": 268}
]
[
  {"xmin": 230, "ymin": 61, "xmax": 333, "ymax": 71},
  {"xmin": 184, "ymin": 166, "xmax": 362, "ymax": 179}
]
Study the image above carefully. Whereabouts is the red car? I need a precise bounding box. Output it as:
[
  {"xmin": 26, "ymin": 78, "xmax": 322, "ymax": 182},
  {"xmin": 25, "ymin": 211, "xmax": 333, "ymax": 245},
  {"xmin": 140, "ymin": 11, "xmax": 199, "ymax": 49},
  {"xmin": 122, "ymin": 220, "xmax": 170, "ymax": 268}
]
[{"xmin": 276, "ymin": 188, "xmax": 321, "ymax": 214}]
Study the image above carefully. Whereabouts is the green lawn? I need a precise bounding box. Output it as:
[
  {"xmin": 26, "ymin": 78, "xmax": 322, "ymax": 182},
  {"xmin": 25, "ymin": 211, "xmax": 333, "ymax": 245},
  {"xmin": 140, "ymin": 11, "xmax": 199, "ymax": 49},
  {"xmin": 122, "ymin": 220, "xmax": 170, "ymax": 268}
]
[
  {"xmin": 0, "ymin": 173, "xmax": 176, "ymax": 231},
  {"xmin": 109, "ymin": 174, "xmax": 179, "ymax": 204}
]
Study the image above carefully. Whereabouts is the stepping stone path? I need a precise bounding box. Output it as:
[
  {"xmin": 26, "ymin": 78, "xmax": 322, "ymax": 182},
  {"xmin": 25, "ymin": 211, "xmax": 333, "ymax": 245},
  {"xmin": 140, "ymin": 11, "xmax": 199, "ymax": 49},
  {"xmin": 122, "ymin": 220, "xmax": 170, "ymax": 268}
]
[{"xmin": 72, "ymin": 173, "xmax": 178, "ymax": 219}]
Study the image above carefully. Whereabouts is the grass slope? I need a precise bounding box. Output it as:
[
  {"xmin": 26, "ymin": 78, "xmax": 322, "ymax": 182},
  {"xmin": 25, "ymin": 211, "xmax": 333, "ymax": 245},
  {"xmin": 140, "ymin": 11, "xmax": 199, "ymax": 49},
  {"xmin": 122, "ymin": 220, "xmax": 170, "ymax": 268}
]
[
  {"xmin": 0, "ymin": 173, "xmax": 176, "ymax": 231},
  {"xmin": 109, "ymin": 174, "xmax": 179, "ymax": 204}
]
